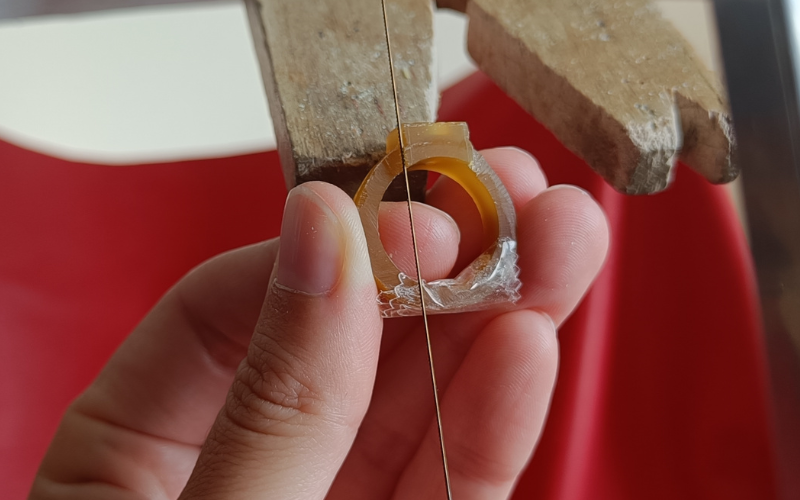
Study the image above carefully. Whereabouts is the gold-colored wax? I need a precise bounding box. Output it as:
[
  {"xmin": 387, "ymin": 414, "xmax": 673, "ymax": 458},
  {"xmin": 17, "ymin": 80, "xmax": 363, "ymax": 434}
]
[{"xmin": 354, "ymin": 122, "xmax": 521, "ymax": 317}]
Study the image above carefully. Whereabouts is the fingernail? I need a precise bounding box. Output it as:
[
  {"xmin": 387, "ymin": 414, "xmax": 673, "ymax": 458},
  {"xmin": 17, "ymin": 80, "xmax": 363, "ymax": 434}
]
[
  {"xmin": 276, "ymin": 186, "xmax": 344, "ymax": 294},
  {"xmin": 546, "ymin": 184, "xmax": 591, "ymax": 196},
  {"xmin": 497, "ymin": 146, "xmax": 534, "ymax": 158},
  {"xmin": 542, "ymin": 311, "xmax": 558, "ymax": 337}
]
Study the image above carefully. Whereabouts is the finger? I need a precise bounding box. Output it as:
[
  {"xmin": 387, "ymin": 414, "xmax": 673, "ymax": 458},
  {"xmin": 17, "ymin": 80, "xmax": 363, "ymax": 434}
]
[
  {"xmin": 326, "ymin": 318, "xmax": 466, "ymax": 500},
  {"xmin": 180, "ymin": 182, "xmax": 382, "ymax": 500},
  {"xmin": 426, "ymin": 147, "xmax": 547, "ymax": 272},
  {"xmin": 392, "ymin": 310, "xmax": 559, "ymax": 500},
  {"xmin": 478, "ymin": 147, "xmax": 549, "ymax": 210},
  {"xmin": 438, "ymin": 183, "xmax": 610, "ymax": 351},
  {"xmin": 379, "ymin": 201, "xmax": 460, "ymax": 280},
  {"xmin": 426, "ymin": 147, "xmax": 608, "ymax": 327},
  {"xmin": 428, "ymin": 147, "xmax": 548, "ymax": 214},
  {"xmin": 48, "ymin": 189, "xmax": 459, "ymax": 442},
  {"xmin": 365, "ymin": 186, "xmax": 607, "ymax": 494},
  {"xmin": 328, "ymin": 148, "xmax": 549, "ymax": 500},
  {"xmin": 330, "ymin": 180, "xmax": 607, "ymax": 500},
  {"xmin": 515, "ymin": 185, "xmax": 610, "ymax": 325}
]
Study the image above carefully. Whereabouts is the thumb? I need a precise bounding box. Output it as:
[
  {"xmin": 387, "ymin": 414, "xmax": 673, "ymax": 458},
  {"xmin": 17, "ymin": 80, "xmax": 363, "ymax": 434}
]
[{"xmin": 180, "ymin": 182, "xmax": 382, "ymax": 500}]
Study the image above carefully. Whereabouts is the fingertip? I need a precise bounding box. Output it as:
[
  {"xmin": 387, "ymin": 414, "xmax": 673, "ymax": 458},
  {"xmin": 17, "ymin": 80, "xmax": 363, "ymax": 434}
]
[
  {"xmin": 517, "ymin": 184, "xmax": 610, "ymax": 324},
  {"xmin": 526, "ymin": 183, "xmax": 611, "ymax": 259},
  {"xmin": 480, "ymin": 147, "xmax": 548, "ymax": 210},
  {"xmin": 542, "ymin": 184, "xmax": 610, "ymax": 238},
  {"xmin": 300, "ymin": 181, "xmax": 360, "ymax": 228},
  {"xmin": 300, "ymin": 181, "xmax": 368, "ymax": 239}
]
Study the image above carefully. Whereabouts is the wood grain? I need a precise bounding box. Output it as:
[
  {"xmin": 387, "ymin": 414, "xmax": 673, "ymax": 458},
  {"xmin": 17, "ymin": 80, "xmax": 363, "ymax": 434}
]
[
  {"xmin": 246, "ymin": 0, "xmax": 435, "ymax": 199},
  {"xmin": 465, "ymin": 0, "xmax": 735, "ymax": 194}
]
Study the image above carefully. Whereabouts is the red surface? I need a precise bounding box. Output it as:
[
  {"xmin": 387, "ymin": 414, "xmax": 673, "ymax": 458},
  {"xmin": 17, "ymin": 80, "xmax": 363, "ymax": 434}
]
[{"xmin": 0, "ymin": 72, "xmax": 778, "ymax": 499}]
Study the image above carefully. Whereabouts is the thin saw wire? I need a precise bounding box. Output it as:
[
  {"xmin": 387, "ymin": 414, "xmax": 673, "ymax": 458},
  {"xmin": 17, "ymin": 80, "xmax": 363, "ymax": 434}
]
[{"xmin": 379, "ymin": 1, "xmax": 453, "ymax": 499}]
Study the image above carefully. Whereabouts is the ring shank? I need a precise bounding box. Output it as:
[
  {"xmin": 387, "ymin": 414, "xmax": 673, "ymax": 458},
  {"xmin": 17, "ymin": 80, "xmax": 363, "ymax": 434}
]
[{"xmin": 354, "ymin": 122, "xmax": 521, "ymax": 317}]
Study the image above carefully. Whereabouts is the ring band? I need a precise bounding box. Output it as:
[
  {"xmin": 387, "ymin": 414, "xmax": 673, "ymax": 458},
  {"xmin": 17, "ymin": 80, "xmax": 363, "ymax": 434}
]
[{"xmin": 354, "ymin": 122, "xmax": 522, "ymax": 317}]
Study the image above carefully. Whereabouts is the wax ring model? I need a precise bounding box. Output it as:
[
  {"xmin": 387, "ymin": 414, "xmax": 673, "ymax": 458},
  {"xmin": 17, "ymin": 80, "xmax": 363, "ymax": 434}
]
[{"xmin": 354, "ymin": 122, "xmax": 522, "ymax": 318}]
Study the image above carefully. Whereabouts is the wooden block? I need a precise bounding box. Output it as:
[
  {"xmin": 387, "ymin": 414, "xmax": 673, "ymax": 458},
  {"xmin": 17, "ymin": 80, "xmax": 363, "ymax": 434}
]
[
  {"xmin": 245, "ymin": 0, "xmax": 435, "ymax": 199},
  {"xmin": 465, "ymin": 0, "xmax": 735, "ymax": 194},
  {"xmin": 436, "ymin": 0, "xmax": 468, "ymax": 12}
]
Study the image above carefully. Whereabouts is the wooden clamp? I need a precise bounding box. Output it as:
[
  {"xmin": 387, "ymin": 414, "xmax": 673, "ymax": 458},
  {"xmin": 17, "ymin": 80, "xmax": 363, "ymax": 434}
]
[
  {"xmin": 245, "ymin": 0, "xmax": 434, "ymax": 200},
  {"xmin": 247, "ymin": 0, "xmax": 734, "ymax": 196}
]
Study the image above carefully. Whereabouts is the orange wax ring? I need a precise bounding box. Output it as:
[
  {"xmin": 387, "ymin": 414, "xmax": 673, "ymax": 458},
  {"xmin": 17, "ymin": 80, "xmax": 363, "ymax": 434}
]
[{"xmin": 354, "ymin": 122, "xmax": 521, "ymax": 318}]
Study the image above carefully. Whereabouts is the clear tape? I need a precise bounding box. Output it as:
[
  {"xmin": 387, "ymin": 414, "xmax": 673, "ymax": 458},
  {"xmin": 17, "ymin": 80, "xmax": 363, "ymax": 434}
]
[{"xmin": 378, "ymin": 237, "xmax": 521, "ymax": 317}]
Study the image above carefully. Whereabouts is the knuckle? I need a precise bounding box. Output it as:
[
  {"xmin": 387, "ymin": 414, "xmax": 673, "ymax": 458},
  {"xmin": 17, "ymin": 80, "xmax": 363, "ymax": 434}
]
[{"xmin": 223, "ymin": 337, "xmax": 325, "ymax": 438}]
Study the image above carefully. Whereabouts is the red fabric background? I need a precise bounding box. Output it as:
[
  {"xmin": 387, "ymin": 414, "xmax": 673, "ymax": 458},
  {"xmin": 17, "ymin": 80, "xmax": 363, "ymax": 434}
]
[{"xmin": 0, "ymin": 72, "xmax": 779, "ymax": 499}]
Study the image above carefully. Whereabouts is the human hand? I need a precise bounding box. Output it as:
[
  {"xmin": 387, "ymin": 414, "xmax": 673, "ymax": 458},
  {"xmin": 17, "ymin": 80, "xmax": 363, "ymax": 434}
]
[{"xmin": 29, "ymin": 148, "xmax": 609, "ymax": 500}]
